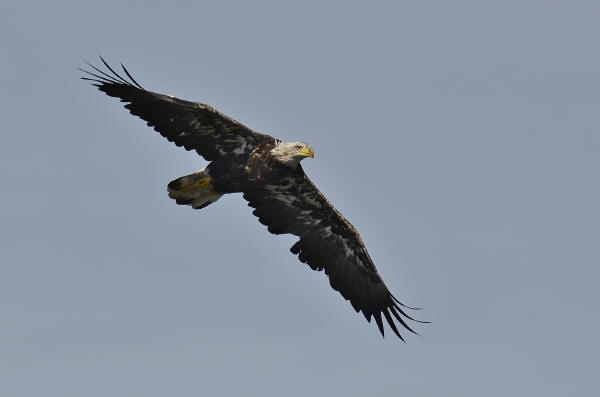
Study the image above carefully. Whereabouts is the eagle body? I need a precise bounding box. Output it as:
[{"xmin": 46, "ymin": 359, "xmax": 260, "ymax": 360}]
[
  {"xmin": 168, "ymin": 141, "xmax": 311, "ymax": 208},
  {"xmin": 81, "ymin": 58, "xmax": 425, "ymax": 339}
]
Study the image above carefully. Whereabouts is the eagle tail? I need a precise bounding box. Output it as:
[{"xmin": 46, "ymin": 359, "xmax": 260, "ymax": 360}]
[{"xmin": 167, "ymin": 167, "xmax": 223, "ymax": 210}]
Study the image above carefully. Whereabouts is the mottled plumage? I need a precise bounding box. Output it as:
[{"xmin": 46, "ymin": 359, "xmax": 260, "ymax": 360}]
[{"xmin": 81, "ymin": 57, "xmax": 426, "ymax": 339}]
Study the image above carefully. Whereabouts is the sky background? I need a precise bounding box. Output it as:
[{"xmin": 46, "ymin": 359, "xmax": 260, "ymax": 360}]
[{"xmin": 1, "ymin": 1, "xmax": 599, "ymax": 396}]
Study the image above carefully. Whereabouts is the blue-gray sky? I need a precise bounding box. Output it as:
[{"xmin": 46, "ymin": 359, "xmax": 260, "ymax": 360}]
[{"xmin": 1, "ymin": 1, "xmax": 599, "ymax": 396}]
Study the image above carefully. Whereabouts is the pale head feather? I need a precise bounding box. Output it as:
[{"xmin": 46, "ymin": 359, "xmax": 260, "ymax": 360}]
[{"xmin": 270, "ymin": 141, "xmax": 315, "ymax": 167}]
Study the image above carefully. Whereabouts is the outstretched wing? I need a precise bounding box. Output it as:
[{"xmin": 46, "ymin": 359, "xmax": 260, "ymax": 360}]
[
  {"xmin": 243, "ymin": 168, "xmax": 425, "ymax": 339},
  {"xmin": 81, "ymin": 57, "xmax": 274, "ymax": 160}
]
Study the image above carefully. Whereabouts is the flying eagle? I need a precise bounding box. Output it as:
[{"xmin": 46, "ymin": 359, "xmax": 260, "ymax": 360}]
[{"xmin": 81, "ymin": 58, "xmax": 425, "ymax": 339}]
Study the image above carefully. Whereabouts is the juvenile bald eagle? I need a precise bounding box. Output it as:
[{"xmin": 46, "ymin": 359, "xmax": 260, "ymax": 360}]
[{"xmin": 81, "ymin": 58, "xmax": 425, "ymax": 339}]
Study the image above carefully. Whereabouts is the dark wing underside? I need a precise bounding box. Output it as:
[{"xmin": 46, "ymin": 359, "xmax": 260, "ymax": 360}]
[
  {"xmin": 80, "ymin": 58, "xmax": 274, "ymax": 160},
  {"xmin": 243, "ymin": 168, "xmax": 424, "ymax": 339}
]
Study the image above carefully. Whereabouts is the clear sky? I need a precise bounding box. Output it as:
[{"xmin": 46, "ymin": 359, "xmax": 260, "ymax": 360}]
[{"xmin": 1, "ymin": 1, "xmax": 599, "ymax": 396}]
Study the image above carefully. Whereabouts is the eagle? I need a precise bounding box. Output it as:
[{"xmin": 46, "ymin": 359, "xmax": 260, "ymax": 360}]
[{"xmin": 81, "ymin": 58, "xmax": 425, "ymax": 339}]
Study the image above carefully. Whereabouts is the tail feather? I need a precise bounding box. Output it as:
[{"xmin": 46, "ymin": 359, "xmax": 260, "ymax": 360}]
[{"xmin": 167, "ymin": 167, "xmax": 223, "ymax": 209}]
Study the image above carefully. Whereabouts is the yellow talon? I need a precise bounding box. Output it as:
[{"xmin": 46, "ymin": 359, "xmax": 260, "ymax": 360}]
[{"xmin": 197, "ymin": 178, "xmax": 212, "ymax": 189}]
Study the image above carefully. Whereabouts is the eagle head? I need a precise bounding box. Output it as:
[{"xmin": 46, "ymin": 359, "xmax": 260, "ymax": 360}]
[{"xmin": 270, "ymin": 141, "xmax": 314, "ymax": 166}]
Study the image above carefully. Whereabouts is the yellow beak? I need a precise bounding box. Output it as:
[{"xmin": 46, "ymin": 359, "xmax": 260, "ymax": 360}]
[{"xmin": 296, "ymin": 145, "xmax": 315, "ymax": 159}]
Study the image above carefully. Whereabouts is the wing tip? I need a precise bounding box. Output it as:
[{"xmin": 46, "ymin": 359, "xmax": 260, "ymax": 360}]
[
  {"xmin": 79, "ymin": 56, "xmax": 145, "ymax": 90},
  {"xmin": 358, "ymin": 296, "xmax": 428, "ymax": 340}
]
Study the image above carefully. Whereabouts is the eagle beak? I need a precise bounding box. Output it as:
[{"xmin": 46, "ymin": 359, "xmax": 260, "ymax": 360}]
[{"xmin": 297, "ymin": 145, "xmax": 314, "ymax": 159}]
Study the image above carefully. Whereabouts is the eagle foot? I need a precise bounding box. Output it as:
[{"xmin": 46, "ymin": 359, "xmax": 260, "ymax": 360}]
[{"xmin": 167, "ymin": 167, "xmax": 223, "ymax": 210}]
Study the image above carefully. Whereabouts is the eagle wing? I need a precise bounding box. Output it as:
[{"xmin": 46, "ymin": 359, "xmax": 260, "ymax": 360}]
[
  {"xmin": 243, "ymin": 168, "xmax": 423, "ymax": 339},
  {"xmin": 81, "ymin": 58, "xmax": 273, "ymax": 160}
]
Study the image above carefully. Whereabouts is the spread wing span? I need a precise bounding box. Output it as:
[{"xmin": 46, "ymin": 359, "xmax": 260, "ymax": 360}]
[
  {"xmin": 80, "ymin": 57, "xmax": 272, "ymax": 160},
  {"xmin": 82, "ymin": 58, "xmax": 426, "ymax": 339},
  {"xmin": 243, "ymin": 169, "xmax": 425, "ymax": 339}
]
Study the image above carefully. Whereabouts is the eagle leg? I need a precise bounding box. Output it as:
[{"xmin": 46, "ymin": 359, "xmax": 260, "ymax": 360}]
[{"xmin": 167, "ymin": 166, "xmax": 223, "ymax": 209}]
